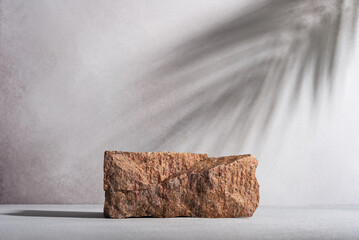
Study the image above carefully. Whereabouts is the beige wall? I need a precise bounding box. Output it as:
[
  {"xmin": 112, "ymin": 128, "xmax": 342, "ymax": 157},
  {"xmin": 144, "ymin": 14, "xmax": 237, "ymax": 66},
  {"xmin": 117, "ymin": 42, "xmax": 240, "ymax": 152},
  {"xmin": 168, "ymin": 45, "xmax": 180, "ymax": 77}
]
[{"xmin": 1, "ymin": 0, "xmax": 358, "ymax": 205}]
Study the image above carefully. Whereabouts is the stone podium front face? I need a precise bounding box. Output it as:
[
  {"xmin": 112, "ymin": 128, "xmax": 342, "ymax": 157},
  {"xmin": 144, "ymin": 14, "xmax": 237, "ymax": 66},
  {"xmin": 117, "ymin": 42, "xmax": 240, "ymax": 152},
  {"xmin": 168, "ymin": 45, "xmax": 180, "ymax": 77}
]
[{"xmin": 104, "ymin": 151, "xmax": 259, "ymax": 218}]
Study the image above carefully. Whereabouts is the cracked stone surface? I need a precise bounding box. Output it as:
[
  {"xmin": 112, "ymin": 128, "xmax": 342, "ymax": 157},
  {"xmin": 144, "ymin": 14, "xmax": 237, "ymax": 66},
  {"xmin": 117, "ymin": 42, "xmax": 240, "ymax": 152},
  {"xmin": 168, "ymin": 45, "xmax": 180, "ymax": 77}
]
[{"xmin": 104, "ymin": 151, "xmax": 259, "ymax": 218}]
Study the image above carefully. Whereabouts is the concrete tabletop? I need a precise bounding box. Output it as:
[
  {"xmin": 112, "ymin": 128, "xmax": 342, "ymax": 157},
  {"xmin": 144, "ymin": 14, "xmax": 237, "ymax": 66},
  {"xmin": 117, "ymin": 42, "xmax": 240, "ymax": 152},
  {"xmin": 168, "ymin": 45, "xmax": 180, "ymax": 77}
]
[{"xmin": 0, "ymin": 204, "xmax": 358, "ymax": 240}]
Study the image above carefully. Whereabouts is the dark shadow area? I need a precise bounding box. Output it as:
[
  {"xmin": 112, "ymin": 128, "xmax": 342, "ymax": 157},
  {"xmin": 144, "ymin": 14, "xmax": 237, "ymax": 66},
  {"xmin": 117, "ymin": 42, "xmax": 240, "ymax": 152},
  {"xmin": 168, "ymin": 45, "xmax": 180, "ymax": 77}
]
[
  {"xmin": 5, "ymin": 211, "xmax": 251, "ymax": 219},
  {"xmin": 6, "ymin": 210, "xmax": 104, "ymax": 219},
  {"xmin": 126, "ymin": 216, "xmax": 155, "ymax": 218},
  {"xmin": 113, "ymin": 0, "xmax": 359, "ymax": 153}
]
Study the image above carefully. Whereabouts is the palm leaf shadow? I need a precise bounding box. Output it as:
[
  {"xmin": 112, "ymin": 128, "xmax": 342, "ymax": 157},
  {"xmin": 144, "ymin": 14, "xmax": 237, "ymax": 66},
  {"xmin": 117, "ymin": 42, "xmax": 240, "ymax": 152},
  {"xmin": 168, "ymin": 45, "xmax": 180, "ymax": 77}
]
[{"xmin": 125, "ymin": 0, "xmax": 359, "ymax": 153}]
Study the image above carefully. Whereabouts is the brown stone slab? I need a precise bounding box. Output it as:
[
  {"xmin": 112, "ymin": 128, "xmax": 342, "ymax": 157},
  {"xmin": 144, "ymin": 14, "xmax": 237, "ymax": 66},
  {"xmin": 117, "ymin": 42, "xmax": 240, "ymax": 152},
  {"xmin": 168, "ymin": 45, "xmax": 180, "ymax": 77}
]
[{"xmin": 104, "ymin": 151, "xmax": 259, "ymax": 218}]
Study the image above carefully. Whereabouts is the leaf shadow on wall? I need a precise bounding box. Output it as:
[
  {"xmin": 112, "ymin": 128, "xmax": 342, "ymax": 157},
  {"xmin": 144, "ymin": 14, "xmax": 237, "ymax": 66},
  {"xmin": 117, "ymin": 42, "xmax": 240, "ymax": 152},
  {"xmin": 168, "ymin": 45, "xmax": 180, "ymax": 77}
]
[{"xmin": 118, "ymin": 0, "xmax": 358, "ymax": 154}]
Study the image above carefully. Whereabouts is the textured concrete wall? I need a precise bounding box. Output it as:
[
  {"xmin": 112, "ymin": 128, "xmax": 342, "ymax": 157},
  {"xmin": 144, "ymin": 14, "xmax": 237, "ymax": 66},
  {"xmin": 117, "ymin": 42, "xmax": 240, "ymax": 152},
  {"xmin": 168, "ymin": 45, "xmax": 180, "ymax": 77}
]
[{"xmin": 1, "ymin": 0, "xmax": 359, "ymax": 205}]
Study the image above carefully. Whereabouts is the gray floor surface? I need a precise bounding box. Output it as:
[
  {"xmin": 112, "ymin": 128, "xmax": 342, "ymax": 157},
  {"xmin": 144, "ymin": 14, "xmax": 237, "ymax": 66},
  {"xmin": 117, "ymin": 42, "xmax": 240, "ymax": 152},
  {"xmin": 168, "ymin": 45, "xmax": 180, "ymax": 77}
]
[{"xmin": 0, "ymin": 204, "xmax": 358, "ymax": 240}]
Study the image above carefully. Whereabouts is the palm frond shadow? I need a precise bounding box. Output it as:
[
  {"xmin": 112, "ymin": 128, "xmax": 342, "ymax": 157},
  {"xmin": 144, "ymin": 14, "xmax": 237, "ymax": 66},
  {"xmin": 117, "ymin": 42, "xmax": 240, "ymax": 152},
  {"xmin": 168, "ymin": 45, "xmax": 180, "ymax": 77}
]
[{"xmin": 126, "ymin": 0, "xmax": 359, "ymax": 153}]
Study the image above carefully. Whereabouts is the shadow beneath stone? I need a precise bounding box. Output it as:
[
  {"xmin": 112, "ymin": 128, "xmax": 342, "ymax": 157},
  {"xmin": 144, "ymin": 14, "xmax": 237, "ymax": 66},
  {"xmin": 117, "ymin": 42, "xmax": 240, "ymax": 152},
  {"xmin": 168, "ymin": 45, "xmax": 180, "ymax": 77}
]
[
  {"xmin": 6, "ymin": 210, "xmax": 104, "ymax": 219},
  {"xmin": 126, "ymin": 216, "xmax": 155, "ymax": 219}
]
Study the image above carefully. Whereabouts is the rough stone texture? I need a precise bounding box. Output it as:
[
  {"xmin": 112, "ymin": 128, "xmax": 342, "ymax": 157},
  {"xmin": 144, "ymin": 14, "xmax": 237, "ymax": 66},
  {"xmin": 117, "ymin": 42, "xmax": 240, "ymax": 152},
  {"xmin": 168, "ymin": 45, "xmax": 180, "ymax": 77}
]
[{"xmin": 104, "ymin": 151, "xmax": 259, "ymax": 218}]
